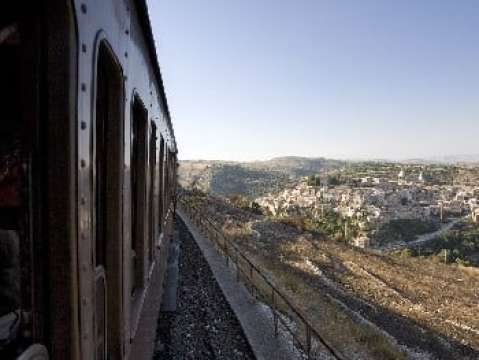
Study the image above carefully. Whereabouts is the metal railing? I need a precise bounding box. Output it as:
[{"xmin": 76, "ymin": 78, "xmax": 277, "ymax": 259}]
[{"xmin": 179, "ymin": 199, "xmax": 346, "ymax": 360}]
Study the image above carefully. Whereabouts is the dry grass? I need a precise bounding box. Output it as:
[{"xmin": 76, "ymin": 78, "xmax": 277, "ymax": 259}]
[
  {"xmin": 181, "ymin": 192, "xmax": 479, "ymax": 359},
  {"xmin": 249, "ymin": 252, "xmax": 408, "ymax": 360}
]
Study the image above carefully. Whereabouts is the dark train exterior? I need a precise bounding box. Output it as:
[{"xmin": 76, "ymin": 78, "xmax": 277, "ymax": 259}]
[{"xmin": 0, "ymin": 1, "xmax": 177, "ymax": 359}]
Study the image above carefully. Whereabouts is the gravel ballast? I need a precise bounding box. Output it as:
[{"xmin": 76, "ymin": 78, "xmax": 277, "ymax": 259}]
[{"xmin": 153, "ymin": 218, "xmax": 255, "ymax": 360}]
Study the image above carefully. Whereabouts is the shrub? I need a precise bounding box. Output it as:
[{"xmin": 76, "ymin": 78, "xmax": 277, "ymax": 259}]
[
  {"xmin": 228, "ymin": 194, "xmax": 263, "ymax": 215},
  {"xmin": 278, "ymin": 216, "xmax": 308, "ymax": 231},
  {"xmin": 401, "ymin": 248, "xmax": 414, "ymax": 257},
  {"xmin": 249, "ymin": 201, "xmax": 263, "ymax": 215},
  {"xmin": 328, "ymin": 175, "xmax": 341, "ymax": 186},
  {"xmin": 455, "ymin": 258, "xmax": 472, "ymax": 267},
  {"xmin": 306, "ymin": 175, "xmax": 321, "ymax": 187}
]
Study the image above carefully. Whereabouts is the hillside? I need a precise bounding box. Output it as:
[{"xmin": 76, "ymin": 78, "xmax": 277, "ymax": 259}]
[
  {"xmin": 246, "ymin": 156, "xmax": 345, "ymax": 176},
  {"xmin": 178, "ymin": 156, "xmax": 344, "ymax": 197},
  {"xmin": 180, "ymin": 190, "xmax": 479, "ymax": 360}
]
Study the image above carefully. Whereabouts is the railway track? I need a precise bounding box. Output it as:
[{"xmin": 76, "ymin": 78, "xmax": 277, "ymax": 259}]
[{"xmin": 154, "ymin": 219, "xmax": 255, "ymax": 360}]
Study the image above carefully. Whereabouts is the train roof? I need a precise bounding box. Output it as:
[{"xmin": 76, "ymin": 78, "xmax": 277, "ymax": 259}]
[{"xmin": 134, "ymin": 0, "xmax": 177, "ymax": 154}]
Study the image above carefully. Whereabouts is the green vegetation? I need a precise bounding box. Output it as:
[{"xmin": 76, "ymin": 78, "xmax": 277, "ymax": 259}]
[
  {"xmin": 275, "ymin": 210, "xmax": 360, "ymax": 241},
  {"xmin": 306, "ymin": 174, "xmax": 321, "ymax": 186},
  {"xmin": 327, "ymin": 174, "xmax": 343, "ymax": 186},
  {"xmin": 375, "ymin": 219, "xmax": 439, "ymax": 246},
  {"xmin": 228, "ymin": 193, "xmax": 263, "ymax": 215},
  {"xmin": 391, "ymin": 248, "xmax": 415, "ymax": 258},
  {"xmin": 210, "ymin": 164, "xmax": 291, "ymax": 197},
  {"xmin": 393, "ymin": 221, "xmax": 479, "ymax": 266}
]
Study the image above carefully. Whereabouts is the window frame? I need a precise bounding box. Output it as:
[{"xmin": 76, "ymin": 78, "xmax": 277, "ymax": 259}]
[
  {"xmin": 148, "ymin": 121, "xmax": 157, "ymax": 264},
  {"xmin": 130, "ymin": 95, "xmax": 148, "ymax": 298},
  {"xmin": 158, "ymin": 135, "xmax": 165, "ymax": 237},
  {"xmin": 92, "ymin": 40, "xmax": 125, "ymax": 360}
]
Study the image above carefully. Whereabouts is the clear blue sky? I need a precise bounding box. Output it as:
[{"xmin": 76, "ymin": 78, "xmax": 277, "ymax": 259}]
[{"xmin": 147, "ymin": 0, "xmax": 479, "ymax": 161}]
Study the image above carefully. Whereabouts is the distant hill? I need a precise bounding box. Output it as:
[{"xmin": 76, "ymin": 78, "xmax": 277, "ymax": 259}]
[
  {"xmin": 178, "ymin": 155, "xmax": 479, "ymax": 197},
  {"xmin": 178, "ymin": 156, "xmax": 344, "ymax": 197},
  {"xmin": 247, "ymin": 156, "xmax": 344, "ymax": 176},
  {"xmin": 399, "ymin": 155, "xmax": 479, "ymax": 165},
  {"xmin": 426, "ymin": 154, "xmax": 479, "ymax": 164}
]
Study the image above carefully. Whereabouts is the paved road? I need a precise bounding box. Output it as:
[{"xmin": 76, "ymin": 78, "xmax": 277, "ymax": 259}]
[{"xmin": 383, "ymin": 217, "xmax": 466, "ymax": 252}]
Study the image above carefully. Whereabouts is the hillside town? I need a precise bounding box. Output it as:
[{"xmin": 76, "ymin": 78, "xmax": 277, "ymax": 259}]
[{"xmin": 256, "ymin": 165, "xmax": 479, "ymax": 248}]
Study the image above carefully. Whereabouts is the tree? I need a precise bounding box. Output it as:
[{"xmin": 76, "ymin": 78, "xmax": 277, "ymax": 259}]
[
  {"xmin": 327, "ymin": 175, "xmax": 341, "ymax": 186},
  {"xmin": 307, "ymin": 175, "xmax": 321, "ymax": 187},
  {"xmin": 250, "ymin": 201, "xmax": 263, "ymax": 215},
  {"xmin": 229, "ymin": 193, "xmax": 248, "ymax": 208}
]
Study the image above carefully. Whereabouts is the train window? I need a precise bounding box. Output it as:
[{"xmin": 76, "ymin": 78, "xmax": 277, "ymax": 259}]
[
  {"xmin": 171, "ymin": 152, "xmax": 175, "ymax": 204},
  {"xmin": 166, "ymin": 150, "xmax": 171, "ymax": 209},
  {"xmin": 0, "ymin": 21, "xmax": 22, "ymax": 332},
  {"xmin": 172, "ymin": 153, "xmax": 177, "ymax": 204},
  {"xmin": 167, "ymin": 150, "xmax": 173, "ymax": 209},
  {"xmin": 158, "ymin": 135, "xmax": 164, "ymax": 236},
  {"xmin": 95, "ymin": 47, "xmax": 109, "ymax": 270},
  {"xmin": 169, "ymin": 151, "xmax": 173, "ymax": 206},
  {"xmin": 94, "ymin": 42, "xmax": 124, "ymax": 359},
  {"xmin": 163, "ymin": 147, "xmax": 169, "ymax": 220},
  {"xmin": 0, "ymin": 20, "xmax": 35, "ymax": 357},
  {"xmin": 148, "ymin": 122, "xmax": 157, "ymax": 263},
  {"xmin": 131, "ymin": 97, "xmax": 148, "ymax": 295},
  {"xmin": 171, "ymin": 152, "xmax": 175, "ymax": 203}
]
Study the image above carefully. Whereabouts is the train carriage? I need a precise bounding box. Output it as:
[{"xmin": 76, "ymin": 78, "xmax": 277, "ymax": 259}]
[{"xmin": 0, "ymin": 1, "xmax": 177, "ymax": 359}]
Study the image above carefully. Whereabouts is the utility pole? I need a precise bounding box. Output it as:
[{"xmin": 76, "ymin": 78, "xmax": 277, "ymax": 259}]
[{"xmin": 444, "ymin": 249, "xmax": 448, "ymax": 264}]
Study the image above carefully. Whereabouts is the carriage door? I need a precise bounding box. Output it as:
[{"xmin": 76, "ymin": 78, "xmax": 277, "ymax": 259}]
[{"xmin": 94, "ymin": 43, "xmax": 124, "ymax": 360}]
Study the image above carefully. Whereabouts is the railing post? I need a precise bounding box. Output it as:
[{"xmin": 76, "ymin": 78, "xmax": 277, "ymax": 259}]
[
  {"xmin": 225, "ymin": 240, "xmax": 229, "ymax": 267},
  {"xmin": 306, "ymin": 324, "xmax": 311, "ymax": 360},
  {"xmin": 272, "ymin": 287, "xmax": 278, "ymax": 337},
  {"xmin": 249, "ymin": 263, "xmax": 254, "ymax": 297},
  {"xmin": 236, "ymin": 251, "xmax": 240, "ymax": 282}
]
